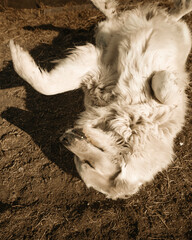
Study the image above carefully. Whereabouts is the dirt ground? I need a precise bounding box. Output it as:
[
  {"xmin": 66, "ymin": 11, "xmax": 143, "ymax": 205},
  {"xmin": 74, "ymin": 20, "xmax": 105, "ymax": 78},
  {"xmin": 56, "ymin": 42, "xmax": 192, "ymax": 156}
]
[{"xmin": 0, "ymin": 0, "xmax": 192, "ymax": 239}]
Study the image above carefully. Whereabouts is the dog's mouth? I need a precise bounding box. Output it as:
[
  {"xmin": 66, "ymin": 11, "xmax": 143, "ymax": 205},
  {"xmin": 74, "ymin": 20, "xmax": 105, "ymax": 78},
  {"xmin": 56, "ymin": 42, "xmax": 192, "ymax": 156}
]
[
  {"xmin": 60, "ymin": 128, "xmax": 87, "ymax": 146},
  {"xmin": 60, "ymin": 128, "xmax": 104, "ymax": 152}
]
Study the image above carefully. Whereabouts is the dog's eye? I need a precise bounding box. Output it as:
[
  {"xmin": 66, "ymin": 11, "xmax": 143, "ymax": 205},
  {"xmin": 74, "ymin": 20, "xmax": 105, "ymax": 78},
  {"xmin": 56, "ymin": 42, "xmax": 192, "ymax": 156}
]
[
  {"xmin": 95, "ymin": 146, "xmax": 104, "ymax": 152},
  {"xmin": 84, "ymin": 160, "xmax": 94, "ymax": 168}
]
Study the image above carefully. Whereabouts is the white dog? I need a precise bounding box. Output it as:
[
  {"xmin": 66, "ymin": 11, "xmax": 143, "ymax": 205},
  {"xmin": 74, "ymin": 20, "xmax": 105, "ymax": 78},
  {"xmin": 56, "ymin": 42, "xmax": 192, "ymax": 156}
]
[{"xmin": 10, "ymin": 0, "xmax": 192, "ymax": 199}]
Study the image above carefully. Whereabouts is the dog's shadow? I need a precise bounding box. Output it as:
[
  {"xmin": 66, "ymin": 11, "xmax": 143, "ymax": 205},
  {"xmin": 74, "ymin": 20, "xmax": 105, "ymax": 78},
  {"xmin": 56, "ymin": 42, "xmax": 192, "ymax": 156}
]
[{"xmin": 1, "ymin": 24, "xmax": 95, "ymax": 176}]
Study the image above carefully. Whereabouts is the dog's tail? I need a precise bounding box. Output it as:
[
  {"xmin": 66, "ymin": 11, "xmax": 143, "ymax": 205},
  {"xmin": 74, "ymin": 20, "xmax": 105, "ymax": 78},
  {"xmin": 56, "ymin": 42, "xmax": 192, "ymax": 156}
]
[
  {"xmin": 90, "ymin": 0, "xmax": 119, "ymax": 19},
  {"xmin": 170, "ymin": 0, "xmax": 192, "ymax": 20},
  {"xmin": 10, "ymin": 40, "xmax": 100, "ymax": 95}
]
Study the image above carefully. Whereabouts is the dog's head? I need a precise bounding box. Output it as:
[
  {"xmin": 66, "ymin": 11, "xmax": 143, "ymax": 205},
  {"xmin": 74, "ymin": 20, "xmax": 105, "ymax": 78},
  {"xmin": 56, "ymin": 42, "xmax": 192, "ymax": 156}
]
[{"xmin": 60, "ymin": 126, "xmax": 139, "ymax": 199}]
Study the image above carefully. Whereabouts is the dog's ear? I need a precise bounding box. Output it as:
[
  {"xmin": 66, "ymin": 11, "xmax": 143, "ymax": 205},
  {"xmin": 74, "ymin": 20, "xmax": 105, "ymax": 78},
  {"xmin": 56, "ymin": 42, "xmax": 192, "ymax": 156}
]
[
  {"xmin": 108, "ymin": 172, "xmax": 139, "ymax": 199},
  {"xmin": 107, "ymin": 159, "xmax": 141, "ymax": 199}
]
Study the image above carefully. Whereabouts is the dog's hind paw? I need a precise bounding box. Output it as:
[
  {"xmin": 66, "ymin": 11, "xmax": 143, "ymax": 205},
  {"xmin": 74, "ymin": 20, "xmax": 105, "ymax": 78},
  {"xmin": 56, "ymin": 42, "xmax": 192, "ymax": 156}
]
[{"xmin": 151, "ymin": 71, "xmax": 181, "ymax": 105}]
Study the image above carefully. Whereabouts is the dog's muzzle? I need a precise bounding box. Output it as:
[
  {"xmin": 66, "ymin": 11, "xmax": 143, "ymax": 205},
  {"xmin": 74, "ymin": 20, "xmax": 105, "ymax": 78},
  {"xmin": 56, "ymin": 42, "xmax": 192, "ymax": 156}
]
[{"xmin": 60, "ymin": 128, "xmax": 87, "ymax": 146}]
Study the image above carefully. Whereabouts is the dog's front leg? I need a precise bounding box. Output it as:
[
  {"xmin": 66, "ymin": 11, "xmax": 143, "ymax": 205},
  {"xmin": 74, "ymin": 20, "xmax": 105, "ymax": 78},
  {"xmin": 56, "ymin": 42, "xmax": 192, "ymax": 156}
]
[{"xmin": 10, "ymin": 40, "xmax": 100, "ymax": 95}]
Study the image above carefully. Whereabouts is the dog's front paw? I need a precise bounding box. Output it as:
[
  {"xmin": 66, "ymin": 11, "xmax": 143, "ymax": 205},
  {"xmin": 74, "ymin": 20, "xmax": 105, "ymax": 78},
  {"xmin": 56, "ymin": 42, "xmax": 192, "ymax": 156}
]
[{"xmin": 82, "ymin": 73, "xmax": 116, "ymax": 106}]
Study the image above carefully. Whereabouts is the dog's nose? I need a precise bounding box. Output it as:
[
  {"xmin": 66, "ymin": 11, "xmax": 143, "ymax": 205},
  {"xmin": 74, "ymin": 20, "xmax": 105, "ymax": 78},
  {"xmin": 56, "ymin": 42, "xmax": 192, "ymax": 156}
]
[{"xmin": 60, "ymin": 133, "xmax": 74, "ymax": 146}]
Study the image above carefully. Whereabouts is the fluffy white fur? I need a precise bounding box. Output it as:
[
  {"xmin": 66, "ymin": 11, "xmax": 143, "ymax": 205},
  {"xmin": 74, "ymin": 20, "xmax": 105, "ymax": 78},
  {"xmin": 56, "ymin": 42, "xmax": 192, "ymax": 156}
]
[{"xmin": 10, "ymin": 0, "xmax": 192, "ymax": 199}]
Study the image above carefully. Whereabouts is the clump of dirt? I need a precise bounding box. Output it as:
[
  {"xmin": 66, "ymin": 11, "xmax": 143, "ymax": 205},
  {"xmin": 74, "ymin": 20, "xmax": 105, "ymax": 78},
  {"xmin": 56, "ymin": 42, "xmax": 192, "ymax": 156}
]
[{"xmin": 0, "ymin": 1, "xmax": 192, "ymax": 239}]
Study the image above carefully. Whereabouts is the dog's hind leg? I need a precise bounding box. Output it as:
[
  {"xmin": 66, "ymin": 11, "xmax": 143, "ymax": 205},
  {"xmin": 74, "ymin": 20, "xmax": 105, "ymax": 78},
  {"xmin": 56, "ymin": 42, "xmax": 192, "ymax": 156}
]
[
  {"xmin": 170, "ymin": 0, "xmax": 192, "ymax": 20},
  {"xmin": 10, "ymin": 40, "xmax": 100, "ymax": 95},
  {"xmin": 90, "ymin": 0, "xmax": 118, "ymax": 18}
]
